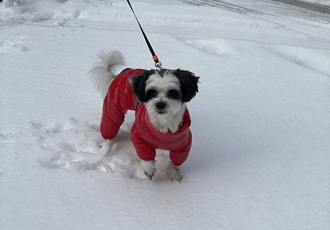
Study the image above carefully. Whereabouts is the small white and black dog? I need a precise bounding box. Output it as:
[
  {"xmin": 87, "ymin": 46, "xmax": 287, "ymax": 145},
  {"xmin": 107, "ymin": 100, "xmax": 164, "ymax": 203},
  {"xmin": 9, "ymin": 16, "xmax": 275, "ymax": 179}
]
[{"xmin": 90, "ymin": 50, "xmax": 199, "ymax": 181}]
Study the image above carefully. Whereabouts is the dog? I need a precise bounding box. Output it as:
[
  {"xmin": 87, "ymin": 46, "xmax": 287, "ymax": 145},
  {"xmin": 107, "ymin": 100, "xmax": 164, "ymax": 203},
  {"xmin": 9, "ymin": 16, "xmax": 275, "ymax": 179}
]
[{"xmin": 90, "ymin": 50, "xmax": 199, "ymax": 181}]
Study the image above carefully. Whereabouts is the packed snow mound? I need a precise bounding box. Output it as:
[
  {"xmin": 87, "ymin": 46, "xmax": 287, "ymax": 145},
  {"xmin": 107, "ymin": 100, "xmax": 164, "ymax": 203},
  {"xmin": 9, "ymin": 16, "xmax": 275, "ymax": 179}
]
[{"xmin": 0, "ymin": 0, "xmax": 116, "ymax": 23}]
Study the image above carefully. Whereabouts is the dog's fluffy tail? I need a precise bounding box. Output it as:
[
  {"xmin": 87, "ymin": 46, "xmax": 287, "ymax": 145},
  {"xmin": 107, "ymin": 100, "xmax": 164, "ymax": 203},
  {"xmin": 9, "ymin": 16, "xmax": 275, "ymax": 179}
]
[{"xmin": 89, "ymin": 49, "xmax": 125, "ymax": 98}]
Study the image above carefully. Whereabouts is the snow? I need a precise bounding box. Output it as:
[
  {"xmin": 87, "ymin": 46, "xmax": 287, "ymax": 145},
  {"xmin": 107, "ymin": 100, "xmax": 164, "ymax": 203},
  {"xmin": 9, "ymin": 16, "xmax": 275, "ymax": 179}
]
[
  {"xmin": 299, "ymin": 0, "xmax": 330, "ymax": 6},
  {"xmin": 1, "ymin": 0, "xmax": 330, "ymax": 229}
]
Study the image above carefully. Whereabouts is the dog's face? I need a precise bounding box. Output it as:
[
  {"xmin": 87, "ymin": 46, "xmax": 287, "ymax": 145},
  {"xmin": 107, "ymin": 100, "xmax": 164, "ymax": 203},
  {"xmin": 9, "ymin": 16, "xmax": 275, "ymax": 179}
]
[
  {"xmin": 131, "ymin": 69, "xmax": 199, "ymax": 115},
  {"xmin": 145, "ymin": 73, "xmax": 182, "ymax": 115},
  {"xmin": 130, "ymin": 69, "xmax": 199, "ymax": 133}
]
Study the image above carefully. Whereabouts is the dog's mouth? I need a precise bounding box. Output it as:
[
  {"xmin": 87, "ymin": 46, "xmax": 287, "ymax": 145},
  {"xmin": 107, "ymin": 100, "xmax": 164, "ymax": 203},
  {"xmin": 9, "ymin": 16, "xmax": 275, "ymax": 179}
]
[{"xmin": 157, "ymin": 110, "xmax": 166, "ymax": 115}]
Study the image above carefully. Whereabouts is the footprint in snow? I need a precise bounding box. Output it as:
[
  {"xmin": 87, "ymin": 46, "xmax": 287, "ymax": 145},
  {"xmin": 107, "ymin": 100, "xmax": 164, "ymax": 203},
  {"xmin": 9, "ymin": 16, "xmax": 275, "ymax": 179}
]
[
  {"xmin": 1, "ymin": 116, "xmax": 173, "ymax": 181},
  {"xmin": 0, "ymin": 36, "xmax": 28, "ymax": 54},
  {"xmin": 49, "ymin": 28, "xmax": 78, "ymax": 40},
  {"xmin": 182, "ymin": 38, "xmax": 232, "ymax": 56},
  {"xmin": 28, "ymin": 116, "xmax": 171, "ymax": 181}
]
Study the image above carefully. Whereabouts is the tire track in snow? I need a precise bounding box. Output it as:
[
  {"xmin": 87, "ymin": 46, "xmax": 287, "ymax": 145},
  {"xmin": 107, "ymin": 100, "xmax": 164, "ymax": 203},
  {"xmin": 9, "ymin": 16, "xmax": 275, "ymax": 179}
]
[
  {"xmin": 271, "ymin": 0, "xmax": 330, "ymax": 14},
  {"xmin": 21, "ymin": 19, "xmax": 330, "ymax": 50},
  {"xmin": 183, "ymin": 0, "xmax": 264, "ymax": 14},
  {"xmin": 2, "ymin": 0, "xmax": 329, "ymax": 50},
  {"xmin": 184, "ymin": 0, "xmax": 330, "ymax": 15},
  {"xmin": 183, "ymin": 0, "xmax": 330, "ymax": 44}
]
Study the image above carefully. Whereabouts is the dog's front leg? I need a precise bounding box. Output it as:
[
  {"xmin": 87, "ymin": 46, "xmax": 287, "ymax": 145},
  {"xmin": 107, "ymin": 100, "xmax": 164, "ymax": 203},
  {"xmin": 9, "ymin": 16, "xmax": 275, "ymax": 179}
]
[
  {"xmin": 166, "ymin": 162, "xmax": 182, "ymax": 182},
  {"xmin": 140, "ymin": 160, "xmax": 156, "ymax": 180}
]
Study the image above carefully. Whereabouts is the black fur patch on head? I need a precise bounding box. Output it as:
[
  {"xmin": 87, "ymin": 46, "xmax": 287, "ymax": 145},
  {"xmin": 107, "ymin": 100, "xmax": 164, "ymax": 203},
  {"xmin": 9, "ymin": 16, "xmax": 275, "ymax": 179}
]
[
  {"xmin": 130, "ymin": 70, "xmax": 155, "ymax": 102},
  {"xmin": 173, "ymin": 69, "xmax": 199, "ymax": 102},
  {"xmin": 145, "ymin": 89, "xmax": 158, "ymax": 100},
  {"xmin": 167, "ymin": 89, "xmax": 181, "ymax": 100}
]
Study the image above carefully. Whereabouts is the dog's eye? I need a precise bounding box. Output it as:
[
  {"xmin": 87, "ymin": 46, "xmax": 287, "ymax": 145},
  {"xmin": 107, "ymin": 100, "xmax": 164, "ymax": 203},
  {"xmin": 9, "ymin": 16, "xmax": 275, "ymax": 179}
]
[
  {"xmin": 146, "ymin": 89, "xmax": 158, "ymax": 99},
  {"xmin": 167, "ymin": 90, "xmax": 181, "ymax": 99}
]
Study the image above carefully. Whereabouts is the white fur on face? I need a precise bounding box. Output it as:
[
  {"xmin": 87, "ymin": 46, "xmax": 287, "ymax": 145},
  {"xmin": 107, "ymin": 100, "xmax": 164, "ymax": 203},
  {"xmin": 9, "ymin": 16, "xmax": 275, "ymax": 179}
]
[
  {"xmin": 144, "ymin": 72, "xmax": 186, "ymax": 133},
  {"xmin": 145, "ymin": 71, "xmax": 180, "ymax": 93}
]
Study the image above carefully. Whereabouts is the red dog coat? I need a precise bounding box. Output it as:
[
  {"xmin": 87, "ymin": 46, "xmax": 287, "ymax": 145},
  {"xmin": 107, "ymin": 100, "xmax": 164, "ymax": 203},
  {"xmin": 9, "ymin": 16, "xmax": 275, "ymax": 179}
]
[{"xmin": 100, "ymin": 69, "xmax": 192, "ymax": 166}]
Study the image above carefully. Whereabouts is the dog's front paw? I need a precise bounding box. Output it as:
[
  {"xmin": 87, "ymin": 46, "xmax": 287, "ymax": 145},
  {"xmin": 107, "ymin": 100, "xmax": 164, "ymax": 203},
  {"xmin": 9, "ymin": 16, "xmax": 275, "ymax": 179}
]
[
  {"xmin": 166, "ymin": 162, "xmax": 182, "ymax": 182},
  {"xmin": 140, "ymin": 160, "xmax": 156, "ymax": 180}
]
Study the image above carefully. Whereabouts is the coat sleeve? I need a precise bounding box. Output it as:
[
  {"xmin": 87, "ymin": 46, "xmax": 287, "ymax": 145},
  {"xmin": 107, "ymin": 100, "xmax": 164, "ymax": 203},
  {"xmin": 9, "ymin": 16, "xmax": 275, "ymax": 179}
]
[
  {"xmin": 169, "ymin": 130, "xmax": 192, "ymax": 166},
  {"xmin": 130, "ymin": 126, "xmax": 156, "ymax": 161}
]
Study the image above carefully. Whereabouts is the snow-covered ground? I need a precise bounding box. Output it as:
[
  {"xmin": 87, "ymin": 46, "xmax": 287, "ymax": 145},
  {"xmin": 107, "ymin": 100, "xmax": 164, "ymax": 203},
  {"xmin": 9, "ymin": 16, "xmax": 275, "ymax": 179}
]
[
  {"xmin": 298, "ymin": 0, "xmax": 330, "ymax": 6},
  {"xmin": 1, "ymin": 0, "xmax": 329, "ymax": 229}
]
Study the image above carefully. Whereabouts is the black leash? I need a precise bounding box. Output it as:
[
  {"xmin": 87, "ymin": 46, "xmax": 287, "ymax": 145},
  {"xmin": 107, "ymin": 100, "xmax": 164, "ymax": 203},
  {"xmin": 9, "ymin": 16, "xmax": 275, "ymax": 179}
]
[{"xmin": 126, "ymin": 0, "xmax": 163, "ymax": 69}]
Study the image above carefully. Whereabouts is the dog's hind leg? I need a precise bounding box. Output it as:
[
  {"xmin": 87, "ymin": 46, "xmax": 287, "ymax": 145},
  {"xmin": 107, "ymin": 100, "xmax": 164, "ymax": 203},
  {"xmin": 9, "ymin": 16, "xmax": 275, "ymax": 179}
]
[{"xmin": 100, "ymin": 95, "xmax": 125, "ymax": 140}]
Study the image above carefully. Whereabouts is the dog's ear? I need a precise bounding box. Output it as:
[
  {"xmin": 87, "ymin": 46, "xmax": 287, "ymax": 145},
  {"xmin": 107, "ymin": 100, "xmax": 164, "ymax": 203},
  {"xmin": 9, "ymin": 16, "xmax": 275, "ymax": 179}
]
[
  {"xmin": 130, "ymin": 70, "xmax": 154, "ymax": 102},
  {"xmin": 173, "ymin": 69, "xmax": 199, "ymax": 102}
]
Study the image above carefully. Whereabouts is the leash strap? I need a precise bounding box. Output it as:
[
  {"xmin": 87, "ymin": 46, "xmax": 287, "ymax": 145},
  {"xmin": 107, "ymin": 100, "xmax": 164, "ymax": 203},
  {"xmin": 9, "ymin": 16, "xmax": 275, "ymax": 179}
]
[{"xmin": 126, "ymin": 0, "xmax": 163, "ymax": 69}]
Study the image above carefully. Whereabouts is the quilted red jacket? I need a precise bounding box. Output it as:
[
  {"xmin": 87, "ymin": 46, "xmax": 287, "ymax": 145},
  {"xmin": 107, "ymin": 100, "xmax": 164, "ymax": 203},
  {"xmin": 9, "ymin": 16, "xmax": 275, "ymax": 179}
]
[{"xmin": 100, "ymin": 69, "xmax": 192, "ymax": 166}]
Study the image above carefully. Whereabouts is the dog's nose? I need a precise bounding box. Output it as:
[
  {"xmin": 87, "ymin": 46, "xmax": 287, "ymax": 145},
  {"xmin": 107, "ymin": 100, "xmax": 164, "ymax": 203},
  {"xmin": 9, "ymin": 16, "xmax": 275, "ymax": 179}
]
[{"xmin": 156, "ymin": 102, "xmax": 166, "ymax": 110}]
